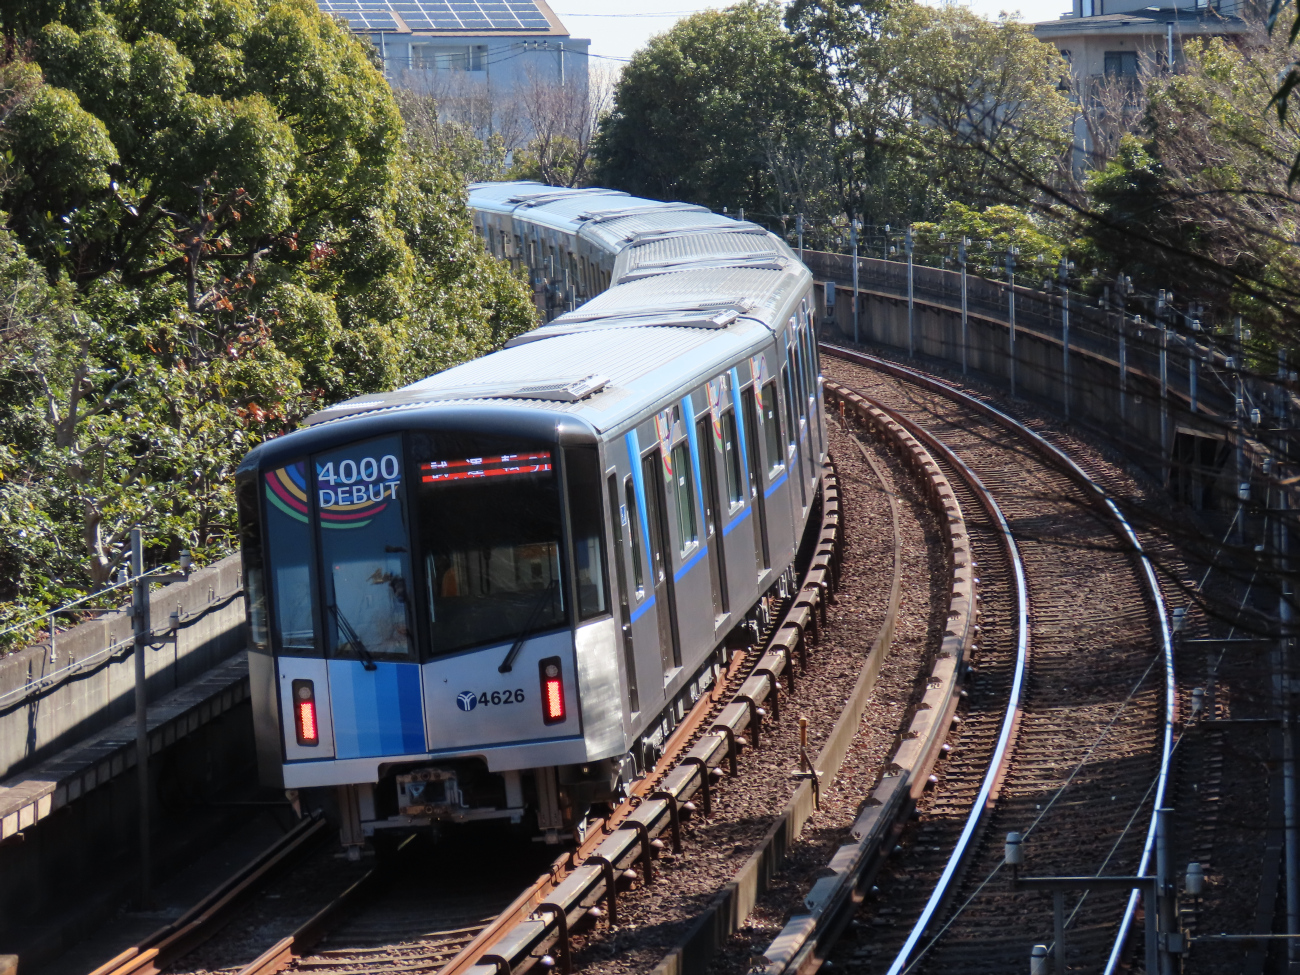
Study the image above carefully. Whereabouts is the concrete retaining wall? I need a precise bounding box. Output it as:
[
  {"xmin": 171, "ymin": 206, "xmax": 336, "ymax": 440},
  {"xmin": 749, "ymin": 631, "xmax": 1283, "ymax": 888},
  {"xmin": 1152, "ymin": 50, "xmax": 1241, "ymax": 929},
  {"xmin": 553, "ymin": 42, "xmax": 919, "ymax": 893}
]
[{"xmin": 0, "ymin": 556, "xmax": 245, "ymax": 781}]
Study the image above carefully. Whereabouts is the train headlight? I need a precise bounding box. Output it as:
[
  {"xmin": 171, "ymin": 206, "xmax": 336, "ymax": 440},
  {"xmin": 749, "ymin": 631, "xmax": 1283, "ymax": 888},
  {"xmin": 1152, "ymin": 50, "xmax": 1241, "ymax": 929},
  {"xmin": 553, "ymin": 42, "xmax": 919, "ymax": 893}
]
[
  {"xmin": 539, "ymin": 656, "xmax": 566, "ymax": 724},
  {"xmin": 292, "ymin": 679, "xmax": 319, "ymax": 745}
]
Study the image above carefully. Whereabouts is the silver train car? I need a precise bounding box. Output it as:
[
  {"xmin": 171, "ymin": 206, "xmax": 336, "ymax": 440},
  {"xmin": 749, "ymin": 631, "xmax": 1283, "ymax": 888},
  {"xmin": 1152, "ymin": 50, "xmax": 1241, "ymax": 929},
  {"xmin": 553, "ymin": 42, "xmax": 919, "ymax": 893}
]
[{"xmin": 236, "ymin": 182, "xmax": 827, "ymax": 848}]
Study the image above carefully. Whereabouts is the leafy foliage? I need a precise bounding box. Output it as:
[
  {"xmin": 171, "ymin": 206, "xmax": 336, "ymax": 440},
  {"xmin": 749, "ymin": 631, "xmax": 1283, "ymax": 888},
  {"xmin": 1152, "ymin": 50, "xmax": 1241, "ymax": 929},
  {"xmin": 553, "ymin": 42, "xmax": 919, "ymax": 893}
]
[
  {"xmin": 592, "ymin": 0, "xmax": 1073, "ymax": 242},
  {"xmin": 0, "ymin": 0, "xmax": 534, "ymax": 629},
  {"xmin": 912, "ymin": 201, "xmax": 1066, "ymax": 278},
  {"xmin": 593, "ymin": 1, "xmax": 815, "ymax": 219},
  {"xmin": 1075, "ymin": 29, "xmax": 1300, "ymax": 338}
]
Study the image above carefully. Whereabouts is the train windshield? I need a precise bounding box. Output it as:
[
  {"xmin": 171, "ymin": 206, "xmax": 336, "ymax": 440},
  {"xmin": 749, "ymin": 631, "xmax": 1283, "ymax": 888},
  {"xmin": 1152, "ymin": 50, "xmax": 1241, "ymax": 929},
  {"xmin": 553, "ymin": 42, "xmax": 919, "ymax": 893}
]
[
  {"xmin": 314, "ymin": 435, "xmax": 415, "ymax": 662},
  {"xmin": 410, "ymin": 432, "xmax": 566, "ymax": 656}
]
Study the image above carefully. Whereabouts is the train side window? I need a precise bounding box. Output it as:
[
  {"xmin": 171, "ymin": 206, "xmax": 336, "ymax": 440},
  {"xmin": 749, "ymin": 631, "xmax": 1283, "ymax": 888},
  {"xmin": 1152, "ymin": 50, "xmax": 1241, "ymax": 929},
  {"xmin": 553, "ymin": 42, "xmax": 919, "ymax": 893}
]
[
  {"xmin": 721, "ymin": 411, "xmax": 744, "ymax": 507},
  {"xmin": 625, "ymin": 477, "xmax": 645, "ymax": 594},
  {"xmin": 789, "ymin": 324, "xmax": 807, "ymax": 420},
  {"xmin": 607, "ymin": 472, "xmax": 639, "ymax": 712},
  {"xmin": 237, "ymin": 474, "xmax": 269, "ymax": 652},
  {"xmin": 671, "ymin": 442, "xmax": 698, "ymax": 554},
  {"xmin": 761, "ymin": 381, "xmax": 784, "ymax": 476},
  {"xmin": 565, "ymin": 446, "xmax": 610, "ymax": 621},
  {"xmin": 790, "ymin": 343, "xmax": 800, "ymax": 421},
  {"xmin": 782, "ymin": 366, "xmax": 798, "ymax": 450},
  {"xmin": 257, "ymin": 461, "xmax": 321, "ymax": 654},
  {"xmin": 800, "ymin": 332, "xmax": 811, "ymax": 400}
]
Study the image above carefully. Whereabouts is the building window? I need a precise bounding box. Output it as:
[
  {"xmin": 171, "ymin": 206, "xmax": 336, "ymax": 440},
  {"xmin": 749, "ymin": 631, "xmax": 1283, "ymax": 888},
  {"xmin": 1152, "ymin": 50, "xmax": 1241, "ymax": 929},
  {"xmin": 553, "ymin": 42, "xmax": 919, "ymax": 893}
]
[
  {"xmin": 411, "ymin": 44, "xmax": 486, "ymax": 72},
  {"xmin": 1104, "ymin": 51, "xmax": 1138, "ymax": 77}
]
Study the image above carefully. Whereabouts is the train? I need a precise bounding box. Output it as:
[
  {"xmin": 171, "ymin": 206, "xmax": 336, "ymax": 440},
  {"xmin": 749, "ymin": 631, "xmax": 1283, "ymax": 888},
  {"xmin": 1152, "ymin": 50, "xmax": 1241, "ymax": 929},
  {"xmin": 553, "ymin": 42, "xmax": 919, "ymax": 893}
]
[{"xmin": 236, "ymin": 181, "xmax": 827, "ymax": 851}]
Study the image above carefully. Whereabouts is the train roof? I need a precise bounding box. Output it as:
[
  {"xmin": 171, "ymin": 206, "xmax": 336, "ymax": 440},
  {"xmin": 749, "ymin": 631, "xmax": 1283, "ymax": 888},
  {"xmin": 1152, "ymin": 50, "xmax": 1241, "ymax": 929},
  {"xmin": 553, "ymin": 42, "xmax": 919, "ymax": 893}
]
[
  {"xmin": 467, "ymin": 181, "xmax": 789, "ymax": 258},
  {"xmin": 301, "ymin": 316, "xmax": 774, "ymax": 436},
  {"xmin": 284, "ymin": 181, "xmax": 811, "ymax": 447}
]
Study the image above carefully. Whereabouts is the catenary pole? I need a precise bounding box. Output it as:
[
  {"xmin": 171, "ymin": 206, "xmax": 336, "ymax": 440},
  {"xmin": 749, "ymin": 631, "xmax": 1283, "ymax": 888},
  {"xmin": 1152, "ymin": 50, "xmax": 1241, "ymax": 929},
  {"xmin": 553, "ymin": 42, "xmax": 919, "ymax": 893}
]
[{"xmin": 131, "ymin": 529, "xmax": 151, "ymax": 908}]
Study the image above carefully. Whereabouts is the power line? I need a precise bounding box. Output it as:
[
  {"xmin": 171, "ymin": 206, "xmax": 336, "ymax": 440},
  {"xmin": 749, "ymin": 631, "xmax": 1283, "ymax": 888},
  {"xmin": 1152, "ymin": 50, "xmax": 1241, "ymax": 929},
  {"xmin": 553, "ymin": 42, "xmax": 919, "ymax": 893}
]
[
  {"xmin": 376, "ymin": 39, "xmax": 632, "ymax": 68},
  {"xmin": 554, "ymin": 9, "xmax": 707, "ymax": 16}
]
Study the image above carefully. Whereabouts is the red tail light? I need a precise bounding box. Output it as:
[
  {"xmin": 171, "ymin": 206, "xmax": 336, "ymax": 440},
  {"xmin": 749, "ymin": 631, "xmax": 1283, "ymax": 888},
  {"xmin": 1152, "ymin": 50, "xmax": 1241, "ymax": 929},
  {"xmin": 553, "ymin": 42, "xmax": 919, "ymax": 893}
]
[
  {"xmin": 539, "ymin": 657, "xmax": 566, "ymax": 724},
  {"xmin": 292, "ymin": 679, "xmax": 319, "ymax": 745}
]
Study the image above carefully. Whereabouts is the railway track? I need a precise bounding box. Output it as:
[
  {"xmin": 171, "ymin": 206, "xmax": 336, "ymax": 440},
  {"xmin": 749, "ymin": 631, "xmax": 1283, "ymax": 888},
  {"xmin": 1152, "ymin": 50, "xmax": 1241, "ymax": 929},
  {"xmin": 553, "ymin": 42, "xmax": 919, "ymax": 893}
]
[
  {"xmin": 92, "ymin": 348, "xmax": 1180, "ymax": 975},
  {"xmin": 225, "ymin": 834, "xmax": 554, "ymax": 975},
  {"xmin": 820, "ymin": 347, "xmax": 1173, "ymax": 974},
  {"xmin": 826, "ymin": 389, "xmax": 1029, "ymax": 975},
  {"xmin": 92, "ymin": 468, "xmax": 848, "ymax": 975}
]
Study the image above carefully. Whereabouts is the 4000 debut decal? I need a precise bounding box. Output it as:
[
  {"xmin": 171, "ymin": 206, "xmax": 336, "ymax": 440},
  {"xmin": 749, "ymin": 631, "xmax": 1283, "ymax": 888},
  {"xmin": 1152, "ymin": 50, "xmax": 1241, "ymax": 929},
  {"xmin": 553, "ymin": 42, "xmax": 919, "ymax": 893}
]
[{"xmin": 264, "ymin": 453, "xmax": 402, "ymax": 530}]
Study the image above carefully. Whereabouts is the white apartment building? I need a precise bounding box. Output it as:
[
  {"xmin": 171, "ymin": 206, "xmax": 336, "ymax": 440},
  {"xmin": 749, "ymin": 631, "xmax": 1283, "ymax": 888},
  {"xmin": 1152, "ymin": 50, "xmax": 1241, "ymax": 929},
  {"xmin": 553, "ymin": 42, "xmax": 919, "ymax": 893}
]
[
  {"xmin": 316, "ymin": 0, "xmax": 591, "ymax": 146},
  {"xmin": 1033, "ymin": 0, "xmax": 1248, "ymax": 83}
]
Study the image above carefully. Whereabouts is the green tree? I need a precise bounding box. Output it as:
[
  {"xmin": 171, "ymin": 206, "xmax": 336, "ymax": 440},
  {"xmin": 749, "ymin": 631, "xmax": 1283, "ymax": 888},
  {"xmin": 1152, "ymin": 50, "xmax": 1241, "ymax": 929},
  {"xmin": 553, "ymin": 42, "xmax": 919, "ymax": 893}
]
[
  {"xmin": 785, "ymin": 0, "xmax": 922, "ymax": 226},
  {"xmin": 1075, "ymin": 28, "xmax": 1300, "ymax": 340},
  {"xmin": 787, "ymin": 0, "xmax": 1073, "ymax": 227},
  {"xmin": 901, "ymin": 6, "xmax": 1073, "ymax": 209},
  {"xmin": 593, "ymin": 0, "xmax": 819, "ymax": 219},
  {"xmin": 0, "ymin": 0, "xmax": 534, "ymax": 615},
  {"xmin": 911, "ymin": 201, "xmax": 1066, "ymax": 277}
]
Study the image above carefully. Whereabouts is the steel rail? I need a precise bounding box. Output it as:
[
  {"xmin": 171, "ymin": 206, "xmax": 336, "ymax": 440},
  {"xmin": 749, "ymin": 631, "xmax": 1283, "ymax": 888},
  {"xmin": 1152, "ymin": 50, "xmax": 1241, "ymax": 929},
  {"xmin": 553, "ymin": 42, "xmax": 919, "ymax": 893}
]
[
  {"xmin": 449, "ymin": 464, "xmax": 844, "ymax": 975},
  {"xmin": 754, "ymin": 389, "xmax": 976, "ymax": 975},
  {"xmin": 862, "ymin": 397, "xmax": 1030, "ymax": 975},
  {"xmin": 822, "ymin": 344, "xmax": 1175, "ymax": 971},
  {"xmin": 88, "ymin": 813, "xmax": 329, "ymax": 975}
]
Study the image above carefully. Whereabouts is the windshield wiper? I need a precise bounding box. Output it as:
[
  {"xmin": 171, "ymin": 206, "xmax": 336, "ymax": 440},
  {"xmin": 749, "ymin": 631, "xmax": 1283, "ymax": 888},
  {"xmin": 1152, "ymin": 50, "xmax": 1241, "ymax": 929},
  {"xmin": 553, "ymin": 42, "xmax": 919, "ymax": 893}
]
[
  {"xmin": 328, "ymin": 601, "xmax": 378, "ymax": 671},
  {"xmin": 499, "ymin": 580, "xmax": 559, "ymax": 674}
]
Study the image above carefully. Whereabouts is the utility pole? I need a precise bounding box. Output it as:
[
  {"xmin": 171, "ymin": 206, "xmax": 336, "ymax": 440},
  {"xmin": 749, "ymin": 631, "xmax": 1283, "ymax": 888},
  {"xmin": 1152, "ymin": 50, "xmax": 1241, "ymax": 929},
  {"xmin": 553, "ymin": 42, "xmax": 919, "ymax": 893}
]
[
  {"xmin": 1116, "ymin": 275, "xmax": 1130, "ymax": 425},
  {"xmin": 906, "ymin": 227, "xmax": 915, "ymax": 357},
  {"xmin": 1059, "ymin": 257, "xmax": 1071, "ymax": 420},
  {"xmin": 1159, "ymin": 290, "xmax": 1170, "ymax": 467},
  {"xmin": 129, "ymin": 533, "xmax": 191, "ymax": 909},
  {"xmin": 1235, "ymin": 314, "xmax": 1246, "ymax": 544},
  {"xmin": 796, "ymin": 213, "xmax": 804, "ymax": 263},
  {"xmin": 851, "ymin": 220, "xmax": 860, "ymax": 345},
  {"xmin": 1006, "ymin": 245, "xmax": 1018, "ymax": 397},
  {"xmin": 959, "ymin": 237, "xmax": 969, "ymax": 377},
  {"xmin": 131, "ymin": 529, "xmax": 151, "ymax": 908},
  {"xmin": 1156, "ymin": 807, "xmax": 1176, "ymax": 975}
]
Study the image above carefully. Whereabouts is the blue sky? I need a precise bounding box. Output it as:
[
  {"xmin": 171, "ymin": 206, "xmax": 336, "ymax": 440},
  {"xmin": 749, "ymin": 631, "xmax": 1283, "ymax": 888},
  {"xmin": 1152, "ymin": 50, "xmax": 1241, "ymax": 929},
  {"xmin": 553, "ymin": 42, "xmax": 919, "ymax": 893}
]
[{"xmin": 552, "ymin": 0, "xmax": 1070, "ymax": 62}]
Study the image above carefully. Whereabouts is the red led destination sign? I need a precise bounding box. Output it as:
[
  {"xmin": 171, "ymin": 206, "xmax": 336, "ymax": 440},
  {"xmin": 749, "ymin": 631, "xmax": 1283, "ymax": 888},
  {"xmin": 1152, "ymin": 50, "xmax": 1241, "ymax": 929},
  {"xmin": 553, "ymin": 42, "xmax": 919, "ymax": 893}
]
[{"xmin": 421, "ymin": 452, "xmax": 553, "ymax": 483}]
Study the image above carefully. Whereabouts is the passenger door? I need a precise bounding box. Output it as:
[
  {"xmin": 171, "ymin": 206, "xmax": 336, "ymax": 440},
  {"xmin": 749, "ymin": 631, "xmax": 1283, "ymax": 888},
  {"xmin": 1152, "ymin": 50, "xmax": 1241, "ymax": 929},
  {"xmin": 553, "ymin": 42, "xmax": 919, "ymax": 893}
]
[
  {"xmin": 642, "ymin": 452, "xmax": 682, "ymax": 674},
  {"xmin": 606, "ymin": 473, "xmax": 639, "ymax": 714},
  {"xmin": 696, "ymin": 416, "xmax": 728, "ymax": 622},
  {"xmin": 741, "ymin": 388, "xmax": 771, "ymax": 575}
]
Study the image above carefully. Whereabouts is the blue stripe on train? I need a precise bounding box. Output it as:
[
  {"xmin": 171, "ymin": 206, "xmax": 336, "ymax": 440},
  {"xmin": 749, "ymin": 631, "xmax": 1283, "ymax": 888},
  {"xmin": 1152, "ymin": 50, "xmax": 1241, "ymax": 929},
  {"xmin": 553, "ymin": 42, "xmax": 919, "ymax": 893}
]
[
  {"xmin": 328, "ymin": 660, "xmax": 425, "ymax": 759},
  {"xmin": 673, "ymin": 543, "xmax": 708, "ymax": 583},
  {"xmin": 722, "ymin": 505, "xmax": 751, "ymax": 536},
  {"xmin": 629, "ymin": 593, "xmax": 657, "ymax": 622}
]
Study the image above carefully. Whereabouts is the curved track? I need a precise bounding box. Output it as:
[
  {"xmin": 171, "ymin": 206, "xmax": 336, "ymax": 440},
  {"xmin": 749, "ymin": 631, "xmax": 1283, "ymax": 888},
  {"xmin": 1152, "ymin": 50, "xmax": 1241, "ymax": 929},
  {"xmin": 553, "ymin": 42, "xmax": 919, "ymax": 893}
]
[
  {"xmin": 122, "ymin": 470, "xmax": 851, "ymax": 975},
  {"xmin": 822, "ymin": 347, "xmax": 1173, "ymax": 975}
]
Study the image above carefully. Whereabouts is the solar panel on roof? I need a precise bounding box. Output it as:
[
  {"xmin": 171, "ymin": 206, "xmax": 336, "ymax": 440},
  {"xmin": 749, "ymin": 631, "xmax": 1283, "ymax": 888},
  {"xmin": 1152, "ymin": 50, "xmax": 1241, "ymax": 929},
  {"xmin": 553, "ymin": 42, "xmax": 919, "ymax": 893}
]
[{"xmin": 315, "ymin": 0, "xmax": 551, "ymax": 30}]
